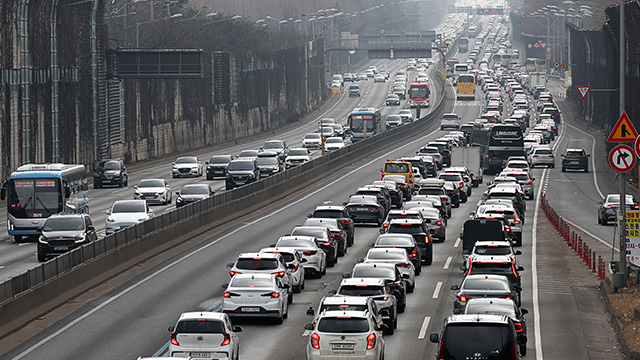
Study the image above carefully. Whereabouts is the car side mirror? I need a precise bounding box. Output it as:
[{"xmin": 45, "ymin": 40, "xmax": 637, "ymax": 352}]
[
  {"xmin": 342, "ymin": 202, "xmax": 348, "ymax": 206},
  {"xmin": 307, "ymin": 307, "xmax": 315, "ymax": 316},
  {"xmin": 287, "ymin": 263, "xmax": 297, "ymax": 270},
  {"xmin": 226, "ymin": 263, "xmax": 234, "ymax": 268},
  {"xmin": 517, "ymin": 266, "xmax": 525, "ymax": 272},
  {"xmin": 175, "ymin": 192, "xmax": 180, "ymax": 196},
  {"xmin": 269, "ymin": 243, "xmax": 276, "ymax": 247},
  {"xmin": 459, "ymin": 265, "xmax": 466, "ymax": 271},
  {"xmin": 233, "ymin": 325, "xmax": 243, "ymax": 332},
  {"xmin": 283, "ymin": 284, "xmax": 290, "ymax": 289},
  {"xmin": 379, "ymin": 228, "xmax": 385, "ymax": 234},
  {"xmin": 221, "ymin": 283, "xmax": 229, "ymax": 289},
  {"xmin": 168, "ymin": 325, "xmax": 175, "ymax": 332},
  {"xmin": 307, "ymin": 213, "xmax": 313, "ymax": 218},
  {"xmin": 357, "ymin": 258, "xmax": 364, "ymax": 263},
  {"xmin": 453, "ymin": 308, "xmax": 461, "ymax": 314},
  {"xmin": 515, "ymin": 250, "xmax": 522, "ymax": 255},
  {"xmin": 105, "ymin": 210, "xmax": 111, "ymax": 215},
  {"xmin": 429, "ymin": 334, "xmax": 439, "ymax": 343},
  {"xmin": 515, "ymin": 285, "xmax": 522, "ymax": 292},
  {"xmin": 451, "ymin": 284, "xmax": 460, "ymax": 290},
  {"xmin": 304, "ymin": 323, "xmax": 315, "ymax": 331},
  {"xmin": 518, "ymin": 334, "xmax": 528, "ymax": 344},
  {"xmin": 328, "ymin": 290, "xmax": 337, "ymax": 295},
  {"xmin": 520, "ymin": 308, "xmax": 529, "ymax": 315},
  {"xmin": 342, "ymin": 273, "xmax": 352, "ymax": 278},
  {"xmin": 368, "ymin": 243, "xmax": 375, "ymax": 247},
  {"xmin": 87, "ymin": 225, "xmax": 95, "ymax": 232},
  {"xmin": 133, "ymin": 185, "xmax": 138, "ymax": 189}
]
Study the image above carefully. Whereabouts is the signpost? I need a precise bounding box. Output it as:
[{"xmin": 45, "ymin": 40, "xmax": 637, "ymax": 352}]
[{"xmin": 609, "ymin": 145, "xmax": 636, "ymax": 172}]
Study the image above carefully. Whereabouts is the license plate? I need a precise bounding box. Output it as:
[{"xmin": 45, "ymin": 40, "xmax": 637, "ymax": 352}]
[
  {"xmin": 357, "ymin": 207, "xmax": 367, "ymax": 211},
  {"xmin": 331, "ymin": 343, "xmax": 355, "ymax": 351},
  {"xmin": 120, "ymin": 225, "xmax": 129, "ymax": 229},
  {"xmin": 189, "ymin": 353, "xmax": 211, "ymax": 358},
  {"xmin": 54, "ymin": 246, "xmax": 68, "ymax": 251},
  {"xmin": 242, "ymin": 307, "xmax": 260, "ymax": 312}
]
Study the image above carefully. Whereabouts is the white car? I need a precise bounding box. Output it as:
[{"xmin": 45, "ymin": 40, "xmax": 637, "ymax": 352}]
[
  {"xmin": 302, "ymin": 133, "xmax": 322, "ymax": 149},
  {"xmin": 285, "ymin": 148, "xmax": 311, "ymax": 168},
  {"xmin": 260, "ymin": 247, "xmax": 306, "ymax": 293},
  {"xmin": 363, "ymin": 247, "xmax": 416, "ymax": 293},
  {"xmin": 221, "ymin": 273, "xmax": 289, "ymax": 324},
  {"xmin": 324, "ymin": 137, "xmax": 345, "ymax": 151},
  {"xmin": 105, "ymin": 200, "xmax": 154, "ymax": 235},
  {"xmin": 172, "ymin": 156, "xmax": 203, "ymax": 178},
  {"xmin": 305, "ymin": 310, "xmax": 386, "ymax": 360},
  {"xmin": 133, "ymin": 178, "xmax": 171, "ymax": 205},
  {"xmin": 168, "ymin": 312, "xmax": 242, "ymax": 360},
  {"xmin": 373, "ymin": 74, "xmax": 386, "ymax": 83},
  {"xmin": 528, "ymin": 145, "xmax": 555, "ymax": 168},
  {"xmin": 398, "ymin": 109, "xmax": 414, "ymax": 122},
  {"xmin": 275, "ymin": 235, "xmax": 327, "ymax": 278},
  {"xmin": 226, "ymin": 252, "xmax": 294, "ymax": 304}
]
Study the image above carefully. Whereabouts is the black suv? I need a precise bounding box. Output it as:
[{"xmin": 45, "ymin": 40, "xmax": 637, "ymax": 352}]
[
  {"xmin": 308, "ymin": 205, "xmax": 355, "ymax": 247},
  {"xmin": 205, "ymin": 154, "xmax": 233, "ymax": 180},
  {"xmin": 38, "ymin": 214, "xmax": 98, "ymax": 262},
  {"xmin": 94, "ymin": 159, "xmax": 128, "ymax": 188},
  {"xmin": 384, "ymin": 219, "xmax": 433, "ymax": 265},
  {"xmin": 427, "ymin": 141, "xmax": 452, "ymax": 167},
  {"xmin": 225, "ymin": 159, "xmax": 259, "ymax": 189},
  {"xmin": 561, "ymin": 148, "xmax": 589, "ymax": 172}
]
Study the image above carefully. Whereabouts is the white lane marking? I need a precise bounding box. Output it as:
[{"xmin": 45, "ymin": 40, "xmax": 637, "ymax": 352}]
[
  {"xmin": 432, "ymin": 281, "xmax": 443, "ymax": 299},
  {"xmin": 111, "ymin": 188, "xmax": 130, "ymax": 194},
  {"xmin": 18, "ymin": 243, "xmax": 29, "ymax": 247},
  {"xmin": 453, "ymin": 237, "xmax": 461, "ymax": 248},
  {"xmin": 12, "ymin": 109, "xmax": 444, "ymax": 360},
  {"xmin": 0, "ymin": 266, "xmax": 5, "ymax": 270},
  {"xmin": 443, "ymin": 256, "xmax": 452, "ymax": 270},
  {"xmin": 564, "ymin": 122, "xmax": 604, "ymax": 199},
  {"xmin": 533, "ymin": 166, "xmax": 545, "ymax": 360},
  {"xmin": 418, "ymin": 316, "xmax": 431, "ymax": 339},
  {"xmin": 561, "ymin": 217, "xmax": 617, "ymax": 252}
]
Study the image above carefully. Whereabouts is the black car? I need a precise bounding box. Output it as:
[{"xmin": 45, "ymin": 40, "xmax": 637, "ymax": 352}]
[
  {"xmin": 355, "ymin": 186, "xmax": 391, "ymax": 215},
  {"xmin": 443, "ymin": 181, "xmax": 460, "ymax": 207},
  {"xmin": 205, "ymin": 154, "xmax": 233, "ymax": 180},
  {"xmin": 348, "ymin": 262, "xmax": 408, "ymax": 313},
  {"xmin": 561, "ymin": 148, "xmax": 589, "ymax": 172},
  {"xmin": 344, "ymin": 195, "xmax": 386, "ymax": 225},
  {"xmin": 256, "ymin": 151, "xmax": 284, "ymax": 178},
  {"xmin": 308, "ymin": 205, "xmax": 355, "ymax": 247},
  {"xmin": 451, "ymin": 274, "xmax": 520, "ymax": 311},
  {"xmin": 371, "ymin": 233, "xmax": 422, "ymax": 275},
  {"xmin": 94, "ymin": 159, "xmax": 128, "ymax": 188},
  {"xmin": 371, "ymin": 181, "xmax": 403, "ymax": 208},
  {"xmin": 37, "ymin": 214, "xmax": 98, "ymax": 262},
  {"xmin": 427, "ymin": 141, "xmax": 452, "ymax": 167},
  {"xmin": 303, "ymin": 218, "xmax": 348, "ymax": 257},
  {"xmin": 175, "ymin": 184, "xmax": 215, "ymax": 208},
  {"xmin": 384, "ymin": 219, "xmax": 432, "ymax": 265},
  {"xmin": 225, "ymin": 159, "xmax": 259, "ymax": 190}
]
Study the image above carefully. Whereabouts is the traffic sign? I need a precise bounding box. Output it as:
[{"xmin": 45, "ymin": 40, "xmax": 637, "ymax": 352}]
[
  {"xmin": 553, "ymin": 61, "xmax": 560, "ymax": 69},
  {"xmin": 576, "ymin": 85, "xmax": 591, "ymax": 99},
  {"xmin": 609, "ymin": 144, "xmax": 636, "ymax": 172},
  {"xmin": 607, "ymin": 112, "xmax": 638, "ymax": 142},
  {"xmin": 528, "ymin": 44, "xmax": 532, "ymax": 48},
  {"xmin": 634, "ymin": 136, "xmax": 640, "ymax": 158}
]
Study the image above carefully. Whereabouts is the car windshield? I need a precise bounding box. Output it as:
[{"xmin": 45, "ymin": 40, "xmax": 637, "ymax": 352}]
[
  {"xmin": 387, "ymin": 115, "xmax": 401, "ymax": 121},
  {"xmin": 376, "ymin": 236, "xmax": 413, "ymax": 246},
  {"xmin": 42, "ymin": 217, "xmax": 84, "ymax": 231},
  {"xmin": 463, "ymin": 278, "xmax": 510, "ymax": 290},
  {"xmin": 263, "ymin": 142, "xmax": 284, "ymax": 150},
  {"xmin": 384, "ymin": 163, "xmax": 410, "ymax": 173},
  {"xmin": 338, "ymin": 285, "xmax": 384, "ymax": 296},
  {"xmin": 102, "ymin": 161, "xmax": 120, "ymax": 170},
  {"xmin": 474, "ymin": 246, "xmax": 511, "ymax": 256},
  {"xmin": 209, "ymin": 156, "xmax": 231, "ymax": 164},
  {"xmin": 176, "ymin": 157, "xmax": 196, "ymax": 164},
  {"xmin": 228, "ymin": 161, "xmax": 254, "ymax": 171},
  {"xmin": 465, "ymin": 303, "xmax": 516, "ymax": 317},
  {"xmin": 439, "ymin": 174, "xmax": 461, "ymax": 181},
  {"xmin": 138, "ymin": 179, "xmax": 164, "ymax": 188},
  {"xmin": 112, "ymin": 201, "xmax": 145, "ymax": 213},
  {"xmin": 442, "ymin": 324, "xmax": 510, "ymax": 359},
  {"xmin": 288, "ymin": 149, "xmax": 308, "ymax": 156},
  {"xmin": 257, "ymin": 157, "xmax": 279, "ymax": 166},
  {"xmin": 175, "ymin": 320, "xmax": 224, "ymax": 334},
  {"xmin": 317, "ymin": 317, "xmax": 370, "ymax": 333},
  {"xmin": 235, "ymin": 258, "xmax": 279, "ymax": 270},
  {"xmin": 230, "ymin": 277, "xmax": 273, "ymax": 288},
  {"xmin": 305, "ymin": 134, "xmax": 321, "ymax": 140},
  {"xmin": 180, "ymin": 186, "xmax": 209, "ymax": 195}
]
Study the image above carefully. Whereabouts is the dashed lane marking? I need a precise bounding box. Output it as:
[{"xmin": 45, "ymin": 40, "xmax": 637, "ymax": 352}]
[
  {"xmin": 443, "ymin": 256, "xmax": 452, "ymax": 270},
  {"xmin": 418, "ymin": 316, "xmax": 431, "ymax": 339},
  {"xmin": 432, "ymin": 281, "xmax": 442, "ymax": 299}
]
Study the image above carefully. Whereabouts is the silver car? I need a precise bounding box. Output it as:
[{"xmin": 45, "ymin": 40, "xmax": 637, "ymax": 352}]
[
  {"xmin": 335, "ymin": 278, "xmax": 398, "ymax": 334},
  {"xmin": 227, "ymin": 252, "xmax": 294, "ymax": 303},
  {"xmin": 285, "ymin": 148, "xmax": 311, "ymax": 168},
  {"xmin": 362, "ymin": 247, "xmax": 416, "ymax": 293},
  {"xmin": 221, "ymin": 273, "xmax": 290, "ymax": 324},
  {"xmin": 260, "ymin": 247, "xmax": 306, "ymax": 293},
  {"xmin": 167, "ymin": 311, "xmax": 242, "ymax": 359},
  {"xmin": 105, "ymin": 200, "xmax": 154, "ymax": 235},
  {"xmin": 172, "ymin": 156, "xmax": 203, "ymax": 178},
  {"xmin": 134, "ymin": 178, "xmax": 171, "ymax": 205}
]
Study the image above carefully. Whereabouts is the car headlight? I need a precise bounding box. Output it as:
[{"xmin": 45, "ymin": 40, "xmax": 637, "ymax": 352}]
[
  {"xmin": 39, "ymin": 236, "xmax": 48, "ymax": 244},
  {"xmin": 176, "ymin": 197, "xmax": 184, "ymax": 203},
  {"xmin": 75, "ymin": 235, "xmax": 86, "ymax": 243},
  {"xmin": 106, "ymin": 216, "xmax": 114, "ymax": 222},
  {"xmin": 172, "ymin": 166, "xmax": 178, "ymax": 170},
  {"xmin": 134, "ymin": 191, "xmax": 141, "ymax": 196},
  {"xmin": 138, "ymin": 217, "xmax": 148, "ymax": 222},
  {"xmin": 156, "ymin": 192, "xmax": 164, "ymax": 196}
]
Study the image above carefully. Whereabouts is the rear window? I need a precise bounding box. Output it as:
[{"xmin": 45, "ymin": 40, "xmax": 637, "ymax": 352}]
[
  {"xmin": 376, "ymin": 236, "xmax": 414, "ymax": 246},
  {"xmin": 442, "ymin": 324, "xmax": 510, "ymax": 359},
  {"xmin": 276, "ymin": 239, "xmax": 314, "ymax": 247},
  {"xmin": 269, "ymin": 252, "xmax": 295, "ymax": 262},
  {"xmin": 439, "ymin": 174, "xmax": 461, "ymax": 181},
  {"xmin": 235, "ymin": 258, "xmax": 279, "ymax": 270},
  {"xmin": 565, "ymin": 151, "xmax": 584, "ymax": 157},
  {"xmin": 313, "ymin": 210, "xmax": 344, "ymax": 218},
  {"xmin": 463, "ymin": 278, "xmax": 510, "ymax": 290},
  {"xmin": 384, "ymin": 163, "xmax": 410, "ymax": 173},
  {"xmin": 418, "ymin": 188, "xmax": 444, "ymax": 195},
  {"xmin": 469, "ymin": 263, "xmax": 513, "ymax": 276},
  {"xmin": 388, "ymin": 224, "xmax": 424, "ymax": 234},
  {"xmin": 535, "ymin": 149, "xmax": 553, "ymax": 155},
  {"xmin": 317, "ymin": 317, "xmax": 370, "ymax": 333},
  {"xmin": 338, "ymin": 285, "xmax": 384, "ymax": 296},
  {"xmin": 320, "ymin": 304, "xmax": 368, "ymax": 313},
  {"xmin": 176, "ymin": 320, "xmax": 225, "ymax": 334},
  {"xmin": 352, "ymin": 267, "xmax": 395, "ymax": 279},
  {"xmin": 230, "ymin": 277, "xmax": 273, "ymax": 287},
  {"xmin": 292, "ymin": 228, "xmax": 327, "ymax": 238}
]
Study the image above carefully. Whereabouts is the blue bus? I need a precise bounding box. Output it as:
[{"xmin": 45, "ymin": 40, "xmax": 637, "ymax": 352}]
[
  {"xmin": 1, "ymin": 164, "xmax": 88, "ymax": 242},
  {"xmin": 347, "ymin": 108, "xmax": 382, "ymax": 142}
]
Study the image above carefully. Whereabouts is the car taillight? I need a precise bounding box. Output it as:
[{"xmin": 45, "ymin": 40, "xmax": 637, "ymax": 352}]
[
  {"xmin": 459, "ymin": 182, "xmax": 464, "ymax": 188},
  {"xmin": 424, "ymin": 235, "xmax": 430, "ymax": 243},
  {"xmin": 458, "ymin": 295, "xmax": 469, "ymax": 302},
  {"xmin": 367, "ymin": 333, "xmax": 377, "ymax": 350},
  {"xmin": 323, "ymin": 242, "xmax": 332, "ymax": 247},
  {"xmin": 170, "ymin": 332, "xmax": 180, "ymax": 346},
  {"xmin": 262, "ymin": 292, "xmax": 280, "ymax": 298},
  {"xmin": 513, "ymin": 321, "xmax": 524, "ymax": 333},
  {"xmin": 303, "ymin": 250, "xmax": 317, "ymax": 256},
  {"xmin": 409, "ymin": 248, "xmax": 418, "ymax": 258},
  {"xmin": 438, "ymin": 341, "xmax": 446, "ymax": 360},
  {"xmin": 311, "ymin": 333, "xmax": 320, "ymax": 349},
  {"xmin": 223, "ymin": 291, "xmax": 239, "ymax": 298},
  {"xmin": 229, "ymin": 271, "xmax": 241, "ymax": 276},
  {"xmin": 527, "ymin": 180, "xmax": 532, "ymax": 185},
  {"xmin": 533, "ymin": 155, "xmax": 539, "ymax": 157},
  {"xmin": 292, "ymin": 262, "xmax": 299, "ymax": 271},
  {"xmin": 272, "ymin": 271, "xmax": 286, "ymax": 277},
  {"xmin": 505, "ymin": 227, "xmax": 511, "ymax": 232},
  {"xmin": 436, "ymin": 220, "xmax": 442, "ymax": 226},
  {"xmin": 397, "ymin": 262, "xmax": 411, "ymax": 267},
  {"xmin": 339, "ymin": 220, "xmax": 350, "ymax": 225},
  {"xmin": 512, "ymin": 265, "xmax": 519, "ymax": 278},
  {"xmin": 221, "ymin": 332, "xmax": 231, "ymax": 346},
  {"xmin": 605, "ymin": 205, "xmax": 612, "ymax": 209}
]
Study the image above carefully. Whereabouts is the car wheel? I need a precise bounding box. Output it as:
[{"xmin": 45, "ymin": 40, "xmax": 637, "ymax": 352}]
[
  {"xmin": 551, "ymin": 164, "xmax": 555, "ymax": 169},
  {"xmin": 424, "ymin": 252, "xmax": 433, "ymax": 266},
  {"xmin": 597, "ymin": 214, "xmax": 602, "ymax": 225},
  {"xmin": 94, "ymin": 182, "xmax": 101, "ymax": 189},
  {"xmin": 338, "ymin": 245, "xmax": 345, "ymax": 257},
  {"xmin": 528, "ymin": 193, "xmax": 534, "ymax": 200},
  {"xmin": 415, "ymin": 265, "xmax": 421, "ymax": 276},
  {"xmin": 602, "ymin": 217, "xmax": 608, "ymax": 226},
  {"xmin": 562, "ymin": 166, "xmax": 566, "ymax": 172},
  {"xmin": 398, "ymin": 302, "xmax": 406, "ymax": 313},
  {"xmin": 461, "ymin": 193, "xmax": 467, "ymax": 203},
  {"xmin": 301, "ymin": 281, "xmax": 305, "ymax": 290},
  {"xmin": 275, "ymin": 313, "xmax": 284, "ymax": 325},
  {"xmin": 407, "ymin": 282, "xmax": 415, "ymax": 293},
  {"xmin": 520, "ymin": 344, "xmax": 527, "ymax": 356},
  {"xmin": 14, "ymin": 235, "xmax": 23, "ymax": 243},
  {"xmin": 288, "ymin": 291, "xmax": 293, "ymax": 304},
  {"xmin": 383, "ymin": 320, "xmax": 395, "ymax": 335},
  {"xmin": 584, "ymin": 166, "xmax": 588, "ymax": 173},
  {"xmin": 37, "ymin": 252, "xmax": 46, "ymax": 262},
  {"xmin": 294, "ymin": 284, "xmax": 302, "ymax": 293},
  {"xmin": 118, "ymin": 179, "xmax": 123, "ymax": 188},
  {"xmin": 321, "ymin": 265, "xmax": 327, "ymax": 276}
]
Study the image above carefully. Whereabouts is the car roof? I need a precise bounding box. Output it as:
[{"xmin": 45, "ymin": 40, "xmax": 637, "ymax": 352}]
[
  {"xmin": 47, "ymin": 213, "xmax": 88, "ymax": 219},
  {"xmin": 321, "ymin": 295, "xmax": 372, "ymax": 305},
  {"xmin": 445, "ymin": 314, "xmax": 510, "ymax": 325},
  {"xmin": 469, "ymin": 255, "xmax": 514, "ymax": 263},
  {"xmin": 314, "ymin": 205, "xmax": 345, "ymax": 211},
  {"xmin": 474, "ymin": 240, "xmax": 513, "ymax": 247},
  {"xmin": 260, "ymin": 247, "xmax": 299, "ymax": 255},
  {"xmin": 237, "ymin": 252, "xmax": 281, "ymax": 260},
  {"xmin": 230, "ymin": 273, "xmax": 274, "ymax": 280},
  {"xmin": 388, "ymin": 218, "xmax": 423, "ymax": 224},
  {"xmin": 340, "ymin": 277, "xmax": 386, "ymax": 286},
  {"xmin": 318, "ymin": 310, "xmax": 370, "ymax": 319},
  {"xmin": 277, "ymin": 235, "xmax": 317, "ymax": 242}
]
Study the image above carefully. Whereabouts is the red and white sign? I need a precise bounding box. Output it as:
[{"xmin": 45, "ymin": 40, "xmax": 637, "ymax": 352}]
[
  {"xmin": 609, "ymin": 144, "xmax": 636, "ymax": 172},
  {"xmin": 576, "ymin": 86, "xmax": 591, "ymax": 99},
  {"xmin": 634, "ymin": 136, "xmax": 640, "ymax": 159}
]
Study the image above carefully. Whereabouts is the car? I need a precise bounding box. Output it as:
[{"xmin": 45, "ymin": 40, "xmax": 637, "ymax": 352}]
[
  {"xmin": 410, "ymin": 195, "xmax": 447, "ymax": 220},
  {"xmin": 306, "ymin": 295, "xmax": 382, "ymax": 325},
  {"xmin": 302, "ymin": 133, "xmax": 323, "ymax": 149},
  {"xmin": 474, "ymin": 206, "xmax": 523, "ymax": 246},
  {"xmin": 305, "ymin": 310, "xmax": 386, "ymax": 360},
  {"xmin": 440, "ymin": 113, "xmax": 461, "ymax": 130},
  {"xmin": 362, "ymin": 247, "xmax": 417, "ymax": 294},
  {"xmin": 527, "ymin": 146, "xmax": 554, "ymax": 168},
  {"xmin": 357, "ymin": 72, "xmax": 368, "ymax": 81},
  {"xmin": 205, "ymin": 154, "xmax": 233, "ymax": 180},
  {"xmin": 598, "ymin": 194, "xmax": 639, "ymax": 225},
  {"xmin": 347, "ymin": 262, "xmax": 408, "ymax": 313},
  {"xmin": 499, "ymin": 170, "xmax": 534, "ymax": 200},
  {"xmin": 105, "ymin": 200, "xmax": 154, "ymax": 235},
  {"xmin": 437, "ymin": 172, "xmax": 469, "ymax": 202},
  {"xmin": 429, "ymin": 314, "xmax": 526, "ymax": 360},
  {"xmin": 330, "ymin": 124, "xmax": 346, "ymax": 138},
  {"xmin": 226, "ymin": 252, "xmax": 294, "ymax": 303},
  {"xmin": 459, "ymin": 298, "xmax": 529, "ymax": 356},
  {"xmin": 561, "ymin": 148, "xmax": 589, "ymax": 172},
  {"xmin": 450, "ymin": 274, "xmax": 521, "ymax": 311},
  {"xmin": 167, "ymin": 311, "xmax": 242, "ymax": 360},
  {"xmin": 37, "ymin": 214, "xmax": 98, "ymax": 262},
  {"xmin": 381, "ymin": 209, "xmax": 424, "ymax": 229},
  {"xmin": 503, "ymin": 160, "xmax": 531, "ymax": 173},
  {"xmin": 175, "ymin": 184, "xmax": 214, "ymax": 208},
  {"xmin": 465, "ymin": 240, "xmax": 522, "ymax": 269},
  {"xmin": 399, "ymin": 156, "xmax": 428, "ymax": 178},
  {"xmin": 371, "ymin": 233, "xmax": 422, "ymax": 275},
  {"xmin": 349, "ymin": 84, "xmax": 361, "ymax": 97},
  {"xmin": 260, "ymin": 247, "xmax": 306, "ymax": 293},
  {"xmin": 256, "ymin": 151, "xmax": 284, "ymax": 178},
  {"xmin": 416, "ymin": 146, "xmax": 443, "ymax": 169},
  {"xmin": 483, "ymin": 187, "xmax": 527, "ymax": 221},
  {"xmin": 442, "ymin": 165, "xmax": 479, "ymax": 189},
  {"xmin": 285, "ymin": 148, "xmax": 311, "ymax": 168},
  {"xmin": 374, "ymin": 74, "xmax": 386, "ymax": 83},
  {"xmin": 382, "ymin": 174, "xmax": 412, "ymax": 200},
  {"xmin": 274, "ymin": 235, "xmax": 327, "ymax": 278},
  {"xmin": 370, "ymin": 180, "xmax": 403, "ymax": 208},
  {"xmin": 385, "ymin": 94, "xmax": 401, "ymax": 106},
  {"xmin": 261, "ymin": 139, "xmax": 288, "ymax": 160},
  {"xmin": 308, "ymin": 205, "xmax": 355, "ymax": 246},
  {"xmin": 324, "ymin": 137, "xmax": 345, "ymax": 151},
  {"xmin": 464, "ymin": 256, "xmax": 525, "ymax": 304},
  {"xmin": 384, "ymin": 218, "xmax": 432, "ymax": 265},
  {"xmin": 334, "ymin": 278, "xmax": 398, "ymax": 334},
  {"xmin": 442, "ymin": 181, "xmax": 460, "ymax": 207},
  {"xmin": 386, "ymin": 114, "xmax": 403, "ymax": 128},
  {"xmin": 134, "ymin": 178, "xmax": 172, "ymax": 205},
  {"xmin": 303, "ymin": 218, "xmax": 348, "ymax": 257},
  {"xmin": 172, "ymin": 156, "xmax": 203, "ymax": 178},
  {"xmin": 93, "ymin": 159, "xmax": 128, "ymax": 188},
  {"xmin": 237, "ymin": 149, "xmax": 260, "ymax": 160},
  {"xmin": 221, "ymin": 273, "xmax": 290, "ymax": 324},
  {"xmin": 398, "ymin": 109, "xmax": 414, "ymax": 122},
  {"xmin": 330, "ymin": 80, "xmax": 341, "ymax": 89},
  {"xmin": 355, "ymin": 186, "xmax": 391, "ymax": 215},
  {"xmin": 420, "ymin": 209, "xmax": 446, "ymax": 242},
  {"xmin": 225, "ymin": 159, "xmax": 259, "ymax": 190},
  {"xmin": 291, "ymin": 226, "xmax": 339, "ymax": 267},
  {"xmin": 344, "ymin": 194, "xmax": 386, "ymax": 225},
  {"xmin": 426, "ymin": 141, "xmax": 452, "ymax": 167}
]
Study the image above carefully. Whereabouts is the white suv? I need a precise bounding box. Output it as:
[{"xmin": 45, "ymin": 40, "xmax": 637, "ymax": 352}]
[
  {"xmin": 305, "ymin": 310, "xmax": 386, "ymax": 360},
  {"xmin": 168, "ymin": 312, "xmax": 242, "ymax": 360}
]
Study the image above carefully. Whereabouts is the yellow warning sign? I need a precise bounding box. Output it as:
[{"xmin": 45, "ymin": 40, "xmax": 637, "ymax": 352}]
[{"xmin": 608, "ymin": 111, "xmax": 638, "ymax": 142}]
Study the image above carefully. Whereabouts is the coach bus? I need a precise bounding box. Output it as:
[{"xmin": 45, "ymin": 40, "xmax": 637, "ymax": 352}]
[
  {"xmin": 0, "ymin": 163, "xmax": 88, "ymax": 242},
  {"xmin": 459, "ymin": 37, "xmax": 469, "ymax": 52},
  {"xmin": 408, "ymin": 82, "xmax": 430, "ymax": 108},
  {"xmin": 347, "ymin": 108, "xmax": 382, "ymax": 141},
  {"xmin": 456, "ymin": 73, "xmax": 476, "ymax": 100},
  {"xmin": 470, "ymin": 125, "xmax": 525, "ymax": 173}
]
